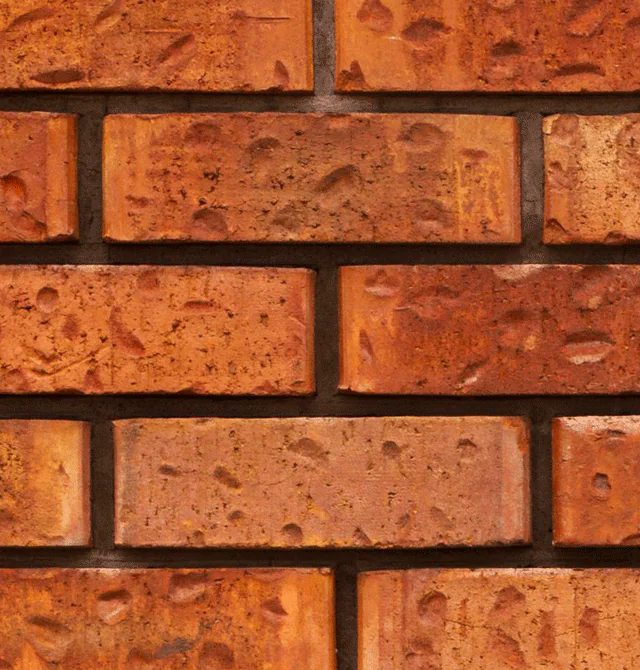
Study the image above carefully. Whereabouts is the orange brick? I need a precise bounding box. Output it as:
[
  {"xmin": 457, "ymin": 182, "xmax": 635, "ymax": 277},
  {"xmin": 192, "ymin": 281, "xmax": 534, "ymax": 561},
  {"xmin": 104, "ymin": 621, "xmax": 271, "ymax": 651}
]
[
  {"xmin": 0, "ymin": 113, "xmax": 77, "ymax": 242},
  {"xmin": 114, "ymin": 416, "xmax": 530, "ymax": 548},
  {"xmin": 0, "ymin": 266, "xmax": 314, "ymax": 395},
  {"xmin": 0, "ymin": 568, "xmax": 335, "ymax": 668},
  {"xmin": 340, "ymin": 265, "xmax": 640, "ymax": 395},
  {"xmin": 0, "ymin": 1, "xmax": 312, "ymax": 92},
  {"xmin": 103, "ymin": 113, "xmax": 520, "ymax": 243},
  {"xmin": 544, "ymin": 114, "xmax": 640, "ymax": 244},
  {"xmin": 0, "ymin": 421, "xmax": 90, "ymax": 546},
  {"xmin": 553, "ymin": 416, "xmax": 640, "ymax": 546},
  {"xmin": 336, "ymin": 0, "xmax": 640, "ymax": 92},
  {"xmin": 359, "ymin": 569, "xmax": 640, "ymax": 668}
]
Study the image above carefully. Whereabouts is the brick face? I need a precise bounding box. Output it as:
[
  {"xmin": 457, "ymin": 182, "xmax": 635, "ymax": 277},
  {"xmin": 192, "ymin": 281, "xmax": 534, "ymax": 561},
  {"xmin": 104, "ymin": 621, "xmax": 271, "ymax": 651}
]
[
  {"xmin": 336, "ymin": 0, "xmax": 640, "ymax": 92},
  {"xmin": 0, "ymin": 266, "xmax": 314, "ymax": 395},
  {"xmin": 553, "ymin": 416, "xmax": 640, "ymax": 546},
  {"xmin": 359, "ymin": 569, "xmax": 640, "ymax": 668},
  {"xmin": 0, "ymin": 568, "xmax": 335, "ymax": 668},
  {"xmin": 0, "ymin": 421, "xmax": 90, "ymax": 546},
  {"xmin": 544, "ymin": 114, "xmax": 640, "ymax": 244},
  {"xmin": 103, "ymin": 113, "xmax": 520, "ymax": 243},
  {"xmin": 114, "ymin": 416, "xmax": 530, "ymax": 548},
  {"xmin": 340, "ymin": 264, "xmax": 640, "ymax": 395},
  {"xmin": 0, "ymin": 113, "xmax": 77, "ymax": 242},
  {"xmin": 0, "ymin": 1, "xmax": 312, "ymax": 91}
]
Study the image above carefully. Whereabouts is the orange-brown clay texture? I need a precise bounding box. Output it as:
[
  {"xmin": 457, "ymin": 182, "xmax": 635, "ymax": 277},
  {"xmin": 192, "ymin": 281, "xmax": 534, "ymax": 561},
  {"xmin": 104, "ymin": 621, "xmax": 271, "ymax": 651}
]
[
  {"xmin": 336, "ymin": 0, "xmax": 640, "ymax": 92},
  {"xmin": 0, "ymin": 266, "xmax": 314, "ymax": 395},
  {"xmin": 0, "ymin": 113, "xmax": 77, "ymax": 242},
  {"xmin": 553, "ymin": 416, "xmax": 640, "ymax": 546},
  {"xmin": 0, "ymin": 568, "xmax": 335, "ymax": 669},
  {"xmin": 544, "ymin": 114, "xmax": 640, "ymax": 244},
  {"xmin": 340, "ymin": 265, "xmax": 640, "ymax": 395},
  {"xmin": 0, "ymin": 0, "xmax": 312, "ymax": 92},
  {"xmin": 359, "ymin": 569, "xmax": 640, "ymax": 668},
  {"xmin": 103, "ymin": 113, "xmax": 520, "ymax": 244},
  {"xmin": 114, "ymin": 416, "xmax": 530, "ymax": 548},
  {"xmin": 0, "ymin": 421, "xmax": 90, "ymax": 546}
]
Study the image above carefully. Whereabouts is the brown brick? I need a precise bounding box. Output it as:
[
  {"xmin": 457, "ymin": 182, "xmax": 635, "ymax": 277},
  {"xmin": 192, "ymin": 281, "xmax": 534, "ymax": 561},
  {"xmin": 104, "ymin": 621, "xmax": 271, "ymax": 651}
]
[
  {"xmin": 359, "ymin": 568, "xmax": 640, "ymax": 668},
  {"xmin": 0, "ymin": 113, "xmax": 77, "ymax": 242},
  {"xmin": 336, "ymin": 0, "xmax": 640, "ymax": 92},
  {"xmin": 0, "ymin": 421, "xmax": 90, "ymax": 546},
  {"xmin": 544, "ymin": 114, "xmax": 640, "ymax": 244},
  {"xmin": 0, "ymin": 266, "xmax": 314, "ymax": 395},
  {"xmin": 553, "ymin": 416, "xmax": 640, "ymax": 546},
  {"xmin": 114, "ymin": 416, "xmax": 530, "ymax": 548},
  {"xmin": 103, "ymin": 113, "xmax": 520, "ymax": 244},
  {"xmin": 0, "ymin": 1, "xmax": 311, "ymax": 92},
  {"xmin": 340, "ymin": 265, "xmax": 640, "ymax": 395},
  {"xmin": 0, "ymin": 568, "xmax": 334, "ymax": 668}
]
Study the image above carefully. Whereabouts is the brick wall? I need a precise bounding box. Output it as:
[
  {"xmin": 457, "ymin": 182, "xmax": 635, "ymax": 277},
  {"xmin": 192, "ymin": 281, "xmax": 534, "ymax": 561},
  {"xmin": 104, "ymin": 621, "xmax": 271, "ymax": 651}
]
[{"xmin": 2, "ymin": 0, "xmax": 640, "ymax": 667}]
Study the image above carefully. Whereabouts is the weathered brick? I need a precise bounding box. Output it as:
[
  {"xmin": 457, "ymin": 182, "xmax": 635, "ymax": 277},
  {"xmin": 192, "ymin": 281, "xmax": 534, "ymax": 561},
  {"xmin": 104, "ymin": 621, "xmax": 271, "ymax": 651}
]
[
  {"xmin": 0, "ymin": 1, "xmax": 311, "ymax": 92},
  {"xmin": 114, "ymin": 416, "xmax": 530, "ymax": 548},
  {"xmin": 336, "ymin": 0, "xmax": 640, "ymax": 92},
  {"xmin": 0, "ymin": 113, "xmax": 77, "ymax": 242},
  {"xmin": 340, "ymin": 265, "xmax": 640, "ymax": 395},
  {"xmin": 553, "ymin": 416, "xmax": 640, "ymax": 546},
  {"xmin": 0, "ymin": 421, "xmax": 90, "ymax": 546},
  {"xmin": 544, "ymin": 114, "xmax": 640, "ymax": 244},
  {"xmin": 0, "ymin": 568, "xmax": 335, "ymax": 668},
  {"xmin": 103, "ymin": 113, "xmax": 520, "ymax": 244},
  {"xmin": 359, "ymin": 568, "xmax": 640, "ymax": 668},
  {"xmin": 0, "ymin": 266, "xmax": 314, "ymax": 395}
]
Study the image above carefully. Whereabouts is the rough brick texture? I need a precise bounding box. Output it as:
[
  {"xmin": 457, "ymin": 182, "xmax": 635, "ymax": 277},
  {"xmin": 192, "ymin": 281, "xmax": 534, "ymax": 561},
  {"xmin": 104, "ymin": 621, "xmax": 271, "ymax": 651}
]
[
  {"xmin": 545, "ymin": 114, "xmax": 640, "ymax": 244},
  {"xmin": 553, "ymin": 416, "xmax": 640, "ymax": 546},
  {"xmin": 0, "ymin": 421, "xmax": 90, "ymax": 547},
  {"xmin": 103, "ymin": 113, "xmax": 520, "ymax": 244},
  {"xmin": 359, "ymin": 568, "xmax": 640, "ymax": 668},
  {"xmin": 114, "ymin": 416, "xmax": 530, "ymax": 548},
  {"xmin": 0, "ymin": 266, "xmax": 314, "ymax": 395},
  {"xmin": 0, "ymin": 113, "xmax": 77, "ymax": 242},
  {"xmin": 340, "ymin": 264, "xmax": 640, "ymax": 395},
  {"xmin": 0, "ymin": 568, "xmax": 335, "ymax": 668},
  {"xmin": 336, "ymin": 0, "xmax": 640, "ymax": 92},
  {"xmin": 0, "ymin": 1, "xmax": 312, "ymax": 92}
]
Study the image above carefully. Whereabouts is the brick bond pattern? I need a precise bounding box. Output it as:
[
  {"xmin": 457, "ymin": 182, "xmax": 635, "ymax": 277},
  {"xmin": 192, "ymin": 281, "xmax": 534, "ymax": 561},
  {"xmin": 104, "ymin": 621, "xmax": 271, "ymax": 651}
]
[{"xmin": 1, "ymin": 0, "xmax": 640, "ymax": 668}]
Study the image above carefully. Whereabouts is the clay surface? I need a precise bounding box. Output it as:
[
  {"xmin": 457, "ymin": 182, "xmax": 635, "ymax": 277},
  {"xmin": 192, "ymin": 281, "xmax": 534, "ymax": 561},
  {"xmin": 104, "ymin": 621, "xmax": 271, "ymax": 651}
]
[
  {"xmin": 553, "ymin": 416, "xmax": 640, "ymax": 545},
  {"xmin": 336, "ymin": 0, "xmax": 640, "ymax": 92},
  {"xmin": 103, "ymin": 113, "xmax": 520, "ymax": 243},
  {"xmin": 0, "ymin": 568, "xmax": 335, "ymax": 669},
  {"xmin": 114, "ymin": 416, "xmax": 530, "ymax": 548},
  {"xmin": 340, "ymin": 264, "xmax": 640, "ymax": 395},
  {"xmin": 0, "ymin": 421, "xmax": 90, "ymax": 546},
  {"xmin": 0, "ymin": 0, "xmax": 311, "ymax": 91},
  {"xmin": 0, "ymin": 266, "xmax": 314, "ymax": 395},
  {"xmin": 359, "ymin": 568, "xmax": 640, "ymax": 668},
  {"xmin": 0, "ymin": 113, "xmax": 77, "ymax": 242},
  {"xmin": 544, "ymin": 114, "xmax": 640, "ymax": 244}
]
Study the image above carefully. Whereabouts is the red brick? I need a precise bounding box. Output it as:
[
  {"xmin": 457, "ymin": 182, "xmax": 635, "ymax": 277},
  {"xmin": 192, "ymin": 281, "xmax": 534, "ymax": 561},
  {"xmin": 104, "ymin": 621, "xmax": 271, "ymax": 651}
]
[
  {"xmin": 0, "ymin": 1, "xmax": 312, "ymax": 92},
  {"xmin": 0, "ymin": 421, "xmax": 90, "ymax": 546},
  {"xmin": 0, "ymin": 568, "xmax": 335, "ymax": 668},
  {"xmin": 340, "ymin": 264, "xmax": 640, "ymax": 395},
  {"xmin": 0, "ymin": 266, "xmax": 314, "ymax": 395},
  {"xmin": 553, "ymin": 416, "xmax": 640, "ymax": 546},
  {"xmin": 359, "ymin": 568, "xmax": 640, "ymax": 668},
  {"xmin": 114, "ymin": 416, "xmax": 530, "ymax": 548},
  {"xmin": 103, "ymin": 113, "xmax": 520, "ymax": 244},
  {"xmin": 544, "ymin": 114, "xmax": 640, "ymax": 244},
  {"xmin": 336, "ymin": 0, "xmax": 640, "ymax": 92},
  {"xmin": 0, "ymin": 113, "xmax": 77, "ymax": 242}
]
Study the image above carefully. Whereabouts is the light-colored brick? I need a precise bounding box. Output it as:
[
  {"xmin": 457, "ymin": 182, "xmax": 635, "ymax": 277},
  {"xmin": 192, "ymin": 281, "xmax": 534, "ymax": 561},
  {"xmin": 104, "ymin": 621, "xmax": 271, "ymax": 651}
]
[
  {"xmin": 0, "ymin": 112, "xmax": 77, "ymax": 242},
  {"xmin": 114, "ymin": 416, "xmax": 530, "ymax": 548}
]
